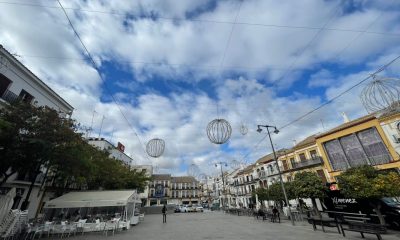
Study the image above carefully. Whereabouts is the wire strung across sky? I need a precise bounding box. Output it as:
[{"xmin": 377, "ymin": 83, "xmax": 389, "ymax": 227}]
[
  {"xmin": 238, "ymin": 53, "xmax": 400, "ymax": 164},
  {"xmin": 5, "ymin": 0, "xmax": 400, "ymax": 165},
  {"xmin": 57, "ymin": 0, "xmax": 151, "ymax": 162},
  {"xmin": 1, "ymin": 0, "xmax": 400, "ymax": 37}
]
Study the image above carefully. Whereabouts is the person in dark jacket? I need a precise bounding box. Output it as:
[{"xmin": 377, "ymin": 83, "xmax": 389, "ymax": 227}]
[{"xmin": 162, "ymin": 204, "xmax": 167, "ymax": 223}]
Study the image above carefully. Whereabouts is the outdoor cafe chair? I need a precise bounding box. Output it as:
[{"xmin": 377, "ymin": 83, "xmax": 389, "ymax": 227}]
[
  {"xmin": 43, "ymin": 221, "xmax": 54, "ymax": 238},
  {"xmin": 82, "ymin": 219, "xmax": 102, "ymax": 235},
  {"xmin": 31, "ymin": 225, "xmax": 44, "ymax": 239},
  {"xmin": 103, "ymin": 221, "xmax": 117, "ymax": 236},
  {"xmin": 74, "ymin": 219, "xmax": 87, "ymax": 234},
  {"xmin": 65, "ymin": 223, "xmax": 77, "ymax": 238}
]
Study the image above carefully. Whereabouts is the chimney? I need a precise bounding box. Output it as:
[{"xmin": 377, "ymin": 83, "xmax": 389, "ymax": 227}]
[{"xmin": 341, "ymin": 112, "xmax": 350, "ymax": 123}]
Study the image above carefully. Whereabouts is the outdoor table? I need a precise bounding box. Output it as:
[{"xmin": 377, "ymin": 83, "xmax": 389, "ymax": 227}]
[{"xmin": 308, "ymin": 216, "xmax": 341, "ymax": 233}]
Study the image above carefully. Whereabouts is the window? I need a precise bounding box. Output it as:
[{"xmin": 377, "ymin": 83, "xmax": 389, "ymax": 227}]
[
  {"xmin": 324, "ymin": 139, "xmax": 349, "ymax": 170},
  {"xmin": 340, "ymin": 134, "xmax": 367, "ymax": 167},
  {"xmin": 310, "ymin": 150, "xmax": 318, "ymax": 159},
  {"xmin": 0, "ymin": 74, "xmax": 11, "ymax": 97},
  {"xmin": 19, "ymin": 89, "xmax": 34, "ymax": 103},
  {"xmin": 357, "ymin": 128, "xmax": 391, "ymax": 165},
  {"xmin": 316, "ymin": 170, "xmax": 327, "ymax": 183},
  {"xmin": 282, "ymin": 160, "xmax": 288, "ymax": 170},
  {"xmin": 324, "ymin": 127, "xmax": 391, "ymax": 171},
  {"xmin": 299, "ymin": 153, "xmax": 307, "ymax": 161},
  {"xmin": 289, "ymin": 158, "xmax": 295, "ymax": 167}
]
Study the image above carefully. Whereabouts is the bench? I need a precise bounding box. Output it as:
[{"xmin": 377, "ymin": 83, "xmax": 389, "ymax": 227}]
[
  {"xmin": 254, "ymin": 210, "xmax": 267, "ymax": 221},
  {"xmin": 340, "ymin": 221, "xmax": 386, "ymax": 240},
  {"xmin": 307, "ymin": 216, "xmax": 340, "ymax": 233}
]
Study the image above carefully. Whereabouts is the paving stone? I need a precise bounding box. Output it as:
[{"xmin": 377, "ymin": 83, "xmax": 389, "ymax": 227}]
[{"xmin": 72, "ymin": 211, "xmax": 400, "ymax": 240}]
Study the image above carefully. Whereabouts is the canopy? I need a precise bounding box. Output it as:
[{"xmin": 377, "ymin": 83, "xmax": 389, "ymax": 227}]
[{"xmin": 44, "ymin": 190, "xmax": 140, "ymax": 209}]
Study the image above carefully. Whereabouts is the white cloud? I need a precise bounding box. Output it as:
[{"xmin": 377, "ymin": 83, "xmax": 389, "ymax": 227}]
[{"xmin": 1, "ymin": 0, "xmax": 399, "ymax": 175}]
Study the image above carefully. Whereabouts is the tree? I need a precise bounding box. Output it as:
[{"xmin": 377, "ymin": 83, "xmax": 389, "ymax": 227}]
[
  {"xmin": 0, "ymin": 102, "xmax": 42, "ymax": 186},
  {"xmin": 1, "ymin": 102, "xmax": 150, "ymax": 209},
  {"xmin": 337, "ymin": 165, "xmax": 400, "ymax": 225},
  {"xmin": 267, "ymin": 181, "xmax": 295, "ymax": 207},
  {"xmin": 0, "ymin": 102, "xmax": 82, "ymax": 209},
  {"xmin": 292, "ymin": 171, "xmax": 326, "ymax": 216}
]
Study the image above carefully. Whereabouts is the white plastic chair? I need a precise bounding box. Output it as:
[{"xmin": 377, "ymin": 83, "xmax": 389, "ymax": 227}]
[
  {"xmin": 75, "ymin": 219, "xmax": 87, "ymax": 234},
  {"xmin": 43, "ymin": 221, "xmax": 54, "ymax": 237},
  {"xmin": 103, "ymin": 221, "xmax": 117, "ymax": 236}
]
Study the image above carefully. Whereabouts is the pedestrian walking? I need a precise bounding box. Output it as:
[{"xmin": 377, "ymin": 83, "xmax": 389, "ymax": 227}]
[{"xmin": 162, "ymin": 204, "xmax": 167, "ymax": 223}]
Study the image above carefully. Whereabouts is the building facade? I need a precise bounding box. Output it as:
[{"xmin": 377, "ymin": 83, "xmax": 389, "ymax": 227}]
[
  {"xmin": 87, "ymin": 138, "xmax": 133, "ymax": 166},
  {"xmin": 0, "ymin": 45, "xmax": 74, "ymax": 219},
  {"xmin": 277, "ymin": 135, "xmax": 328, "ymax": 183},
  {"xmin": 147, "ymin": 174, "xmax": 201, "ymax": 206},
  {"xmin": 316, "ymin": 111, "xmax": 400, "ymax": 181}
]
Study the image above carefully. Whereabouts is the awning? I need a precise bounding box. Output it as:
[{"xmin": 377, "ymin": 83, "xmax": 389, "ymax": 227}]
[{"xmin": 44, "ymin": 190, "xmax": 141, "ymax": 209}]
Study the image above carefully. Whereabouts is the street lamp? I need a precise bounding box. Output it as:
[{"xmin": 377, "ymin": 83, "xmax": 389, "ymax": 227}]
[
  {"xmin": 257, "ymin": 125, "xmax": 294, "ymax": 226},
  {"xmin": 215, "ymin": 161, "xmax": 228, "ymax": 209}
]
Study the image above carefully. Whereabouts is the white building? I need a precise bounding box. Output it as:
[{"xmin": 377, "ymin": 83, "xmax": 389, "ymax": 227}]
[
  {"xmin": 0, "ymin": 45, "xmax": 73, "ymax": 114},
  {"xmin": 0, "ymin": 45, "xmax": 74, "ymax": 219},
  {"xmin": 87, "ymin": 138, "xmax": 133, "ymax": 166}
]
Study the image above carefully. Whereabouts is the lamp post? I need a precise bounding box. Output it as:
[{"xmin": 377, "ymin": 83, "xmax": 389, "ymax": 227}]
[
  {"xmin": 257, "ymin": 125, "xmax": 294, "ymax": 226},
  {"xmin": 215, "ymin": 161, "xmax": 228, "ymax": 209}
]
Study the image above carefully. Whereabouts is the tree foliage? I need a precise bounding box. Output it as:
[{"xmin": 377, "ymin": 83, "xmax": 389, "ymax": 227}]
[
  {"xmin": 255, "ymin": 187, "xmax": 268, "ymax": 202},
  {"xmin": 337, "ymin": 165, "xmax": 400, "ymax": 225},
  {"xmin": 292, "ymin": 171, "xmax": 326, "ymax": 199},
  {"xmin": 266, "ymin": 181, "xmax": 295, "ymax": 203},
  {"xmin": 337, "ymin": 165, "xmax": 400, "ymax": 199},
  {"xmin": 0, "ymin": 102, "xmax": 150, "ymax": 199}
]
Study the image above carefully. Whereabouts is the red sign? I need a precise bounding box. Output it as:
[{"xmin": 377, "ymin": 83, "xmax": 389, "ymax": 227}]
[{"xmin": 117, "ymin": 142, "xmax": 125, "ymax": 152}]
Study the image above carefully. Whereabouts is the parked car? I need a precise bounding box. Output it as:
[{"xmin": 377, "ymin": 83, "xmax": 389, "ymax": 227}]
[
  {"xmin": 179, "ymin": 205, "xmax": 188, "ymax": 212},
  {"xmin": 380, "ymin": 197, "xmax": 400, "ymax": 229},
  {"xmin": 174, "ymin": 206, "xmax": 181, "ymax": 213},
  {"xmin": 186, "ymin": 205, "xmax": 195, "ymax": 212},
  {"xmin": 194, "ymin": 205, "xmax": 204, "ymax": 212}
]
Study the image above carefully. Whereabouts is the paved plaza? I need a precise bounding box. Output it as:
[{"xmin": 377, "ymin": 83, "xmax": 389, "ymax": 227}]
[{"xmin": 72, "ymin": 211, "xmax": 400, "ymax": 240}]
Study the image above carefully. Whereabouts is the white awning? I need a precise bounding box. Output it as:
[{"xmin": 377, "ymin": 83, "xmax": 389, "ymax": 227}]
[{"xmin": 44, "ymin": 190, "xmax": 141, "ymax": 209}]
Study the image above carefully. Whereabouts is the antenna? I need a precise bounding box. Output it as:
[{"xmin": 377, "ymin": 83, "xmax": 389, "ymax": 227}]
[
  {"xmin": 88, "ymin": 110, "xmax": 96, "ymax": 138},
  {"xmin": 320, "ymin": 119, "xmax": 326, "ymax": 130},
  {"xmin": 98, "ymin": 115, "xmax": 106, "ymax": 138}
]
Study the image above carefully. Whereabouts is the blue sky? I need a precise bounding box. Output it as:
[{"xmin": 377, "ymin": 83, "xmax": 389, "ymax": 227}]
[{"xmin": 1, "ymin": 0, "xmax": 400, "ymax": 176}]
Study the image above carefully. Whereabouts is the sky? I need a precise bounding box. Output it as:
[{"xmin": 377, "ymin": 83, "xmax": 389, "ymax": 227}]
[{"xmin": 1, "ymin": 0, "xmax": 400, "ymax": 177}]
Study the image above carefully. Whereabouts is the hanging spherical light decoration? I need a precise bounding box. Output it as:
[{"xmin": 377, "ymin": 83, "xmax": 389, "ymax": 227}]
[
  {"xmin": 240, "ymin": 123, "xmax": 248, "ymax": 135},
  {"xmin": 230, "ymin": 159, "xmax": 240, "ymax": 169},
  {"xmin": 187, "ymin": 163, "xmax": 201, "ymax": 179},
  {"xmin": 360, "ymin": 76, "xmax": 400, "ymax": 113},
  {"xmin": 206, "ymin": 119, "xmax": 232, "ymax": 144},
  {"xmin": 146, "ymin": 138, "xmax": 165, "ymax": 158}
]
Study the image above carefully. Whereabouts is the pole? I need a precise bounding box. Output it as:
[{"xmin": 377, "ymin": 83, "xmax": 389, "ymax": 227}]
[
  {"xmin": 98, "ymin": 115, "xmax": 105, "ymax": 138},
  {"xmin": 267, "ymin": 127, "xmax": 295, "ymax": 226},
  {"xmin": 219, "ymin": 163, "xmax": 225, "ymax": 208}
]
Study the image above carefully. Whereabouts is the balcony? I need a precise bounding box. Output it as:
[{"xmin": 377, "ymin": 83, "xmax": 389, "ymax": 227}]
[
  {"xmin": 291, "ymin": 157, "xmax": 323, "ymax": 169},
  {"xmin": 1, "ymin": 90, "xmax": 19, "ymax": 104},
  {"xmin": 258, "ymin": 171, "xmax": 267, "ymax": 178}
]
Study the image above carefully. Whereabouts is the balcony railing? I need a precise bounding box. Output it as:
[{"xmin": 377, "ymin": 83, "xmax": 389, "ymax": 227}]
[
  {"xmin": 1, "ymin": 90, "xmax": 19, "ymax": 104},
  {"xmin": 291, "ymin": 157, "xmax": 323, "ymax": 169}
]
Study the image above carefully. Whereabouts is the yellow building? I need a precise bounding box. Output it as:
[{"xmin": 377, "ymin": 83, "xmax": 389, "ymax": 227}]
[
  {"xmin": 316, "ymin": 110, "xmax": 400, "ymax": 181},
  {"xmin": 277, "ymin": 135, "xmax": 329, "ymax": 183}
]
